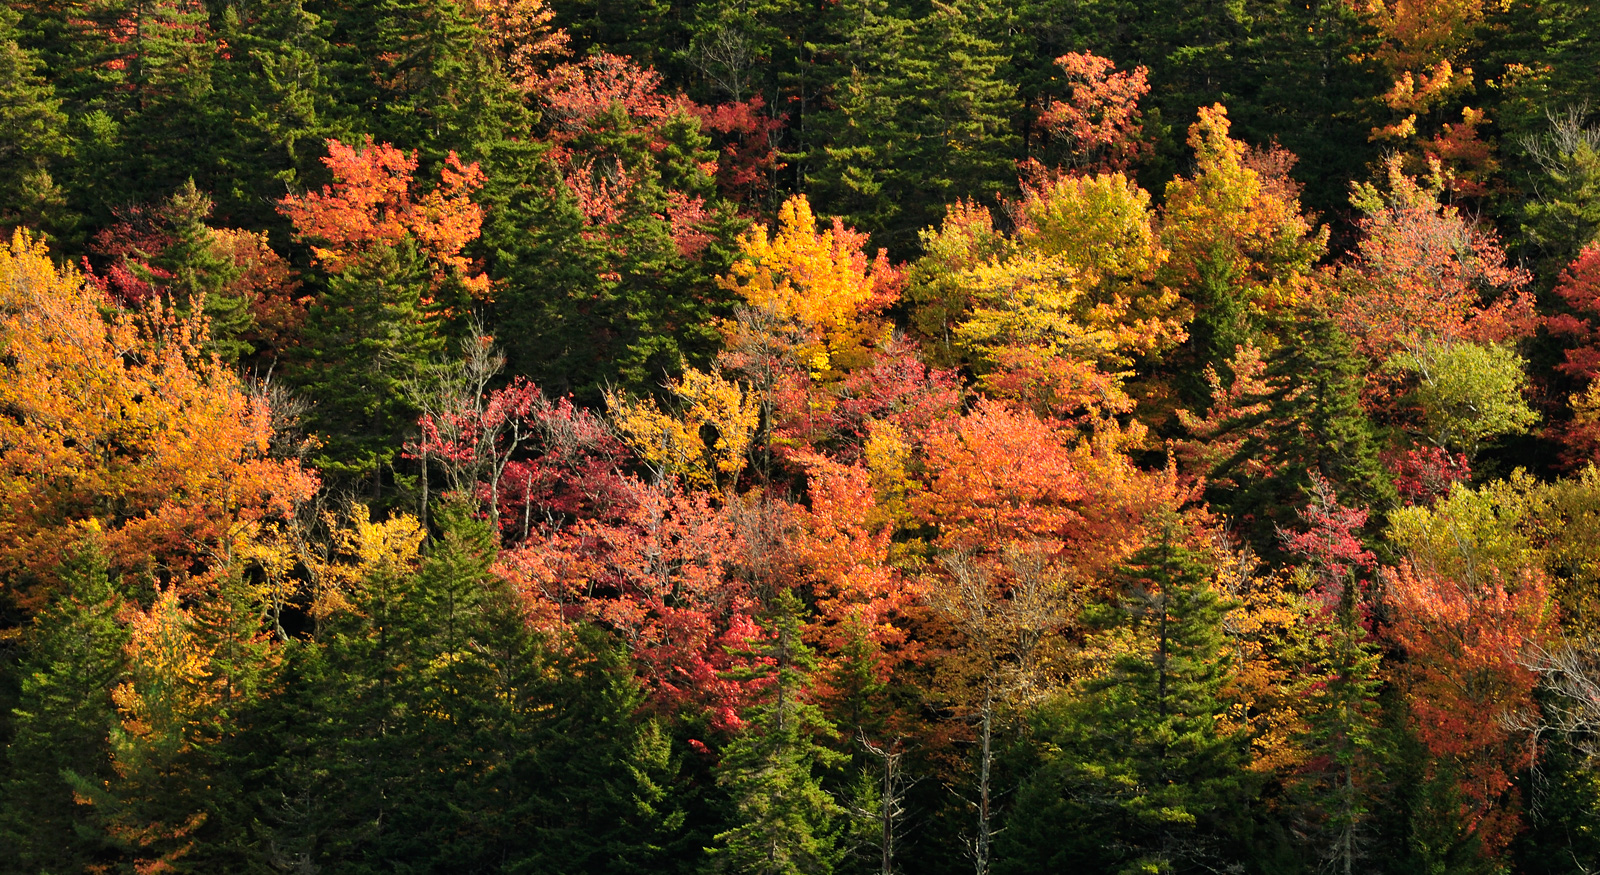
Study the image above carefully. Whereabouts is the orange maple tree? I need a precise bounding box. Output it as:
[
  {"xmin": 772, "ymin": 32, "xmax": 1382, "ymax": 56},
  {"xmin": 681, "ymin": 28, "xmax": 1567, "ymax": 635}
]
[
  {"xmin": 278, "ymin": 137, "xmax": 489, "ymax": 300},
  {"xmin": 1384, "ymin": 558, "xmax": 1554, "ymax": 857},
  {"xmin": 1337, "ymin": 158, "xmax": 1534, "ymax": 362},
  {"xmin": 0, "ymin": 230, "xmax": 317, "ymax": 608}
]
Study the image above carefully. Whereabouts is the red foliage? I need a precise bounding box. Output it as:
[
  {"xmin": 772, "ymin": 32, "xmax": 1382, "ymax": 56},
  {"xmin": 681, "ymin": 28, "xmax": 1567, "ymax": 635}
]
[
  {"xmin": 1339, "ymin": 168, "xmax": 1534, "ymax": 360},
  {"xmin": 1384, "ymin": 559, "xmax": 1553, "ymax": 857},
  {"xmin": 497, "ymin": 484, "xmax": 770, "ymax": 728},
  {"xmin": 1282, "ymin": 472, "xmax": 1376, "ymax": 607},
  {"xmin": 689, "ymin": 95, "xmax": 787, "ymax": 205},
  {"xmin": 277, "ymin": 137, "xmax": 489, "ymax": 298},
  {"xmin": 793, "ymin": 457, "xmax": 924, "ymax": 674},
  {"xmin": 1382, "ymin": 446, "xmax": 1471, "ymax": 506},
  {"xmin": 1036, "ymin": 51, "xmax": 1150, "ymax": 175},
  {"xmin": 769, "ymin": 337, "xmax": 964, "ymax": 464},
  {"xmin": 1543, "ymin": 245, "xmax": 1600, "ymax": 381},
  {"xmin": 536, "ymin": 53, "xmax": 681, "ymax": 135},
  {"xmin": 912, "ymin": 400, "xmax": 1172, "ymax": 577}
]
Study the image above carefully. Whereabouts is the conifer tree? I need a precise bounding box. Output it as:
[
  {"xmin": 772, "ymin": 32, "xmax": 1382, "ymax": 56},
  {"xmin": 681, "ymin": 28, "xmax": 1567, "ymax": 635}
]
[
  {"xmin": 0, "ymin": 6, "xmax": 70, "ymax": 233},
  {"xmin": 133, "ymin": 181, "xmax": 256, "ymax": 362},
  {"xmin": 209, "ymin": 0, "xmax": 338, "ymax": 231},
  {"xmin": 998, "ymin": 516, "xmax": 1253, "ymax": 875},
  {"xmin": 290, "ymin": 239, "xmax": 443, "ymax": 492},
  {"xmin": 808, "ymin": 0, "xmax": 1018, "ymax": 254},
  {"xmin": 0, "ymin": 542, "xmax": 127, "ymax": 875},
  {"xmin": 251, "ymin": 504, "xmax": 684, "ymax": 872},
  {"xmin": 708, "ymin": 588, "xmax": 848, "ymax": 875}
]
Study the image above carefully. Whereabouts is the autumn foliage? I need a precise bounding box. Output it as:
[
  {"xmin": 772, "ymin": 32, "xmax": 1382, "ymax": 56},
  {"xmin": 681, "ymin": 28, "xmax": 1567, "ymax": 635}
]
[{"xmin": 0, "ymin": 230, "xmax": 315, "ymax": 608}]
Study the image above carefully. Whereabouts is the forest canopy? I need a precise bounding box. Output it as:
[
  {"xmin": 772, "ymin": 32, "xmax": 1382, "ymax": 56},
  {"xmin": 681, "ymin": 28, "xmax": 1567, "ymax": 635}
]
[{"xmin": 5, "ymin": 1, "xmax": 1600, "ymax": 873}]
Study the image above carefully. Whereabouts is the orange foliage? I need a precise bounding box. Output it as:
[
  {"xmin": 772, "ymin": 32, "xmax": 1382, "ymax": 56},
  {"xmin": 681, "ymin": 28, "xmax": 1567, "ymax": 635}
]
[
  {"xmin": 1384, "ymin": 558, "xmax": 1554, "ymax": 857},
  {"xmin": 1338, "ymin": 158, "xmax": 1533, "ymax": 361},
  {"xmin": 912, "ymin": 399, "xmax": 1174, "ymax": 576},
  {"xmin": 793, "ymin": 456, "xmax": 924, "ymax": 676},
  {"xmin": 1161, "ymin": 105, "xmax": 1327, "ymax": 315},
  {"xmin": 1036, "ymin": 51, "xmax": 1150, "ymax": 175},
  {"xmin": 277, "ymin": 137, "xmax": 489, "ymax": 299},
  {"xmin": 0, "ymin": 231, "xmax": 317, "ymax": 608},
  {"xmin": 720, "ymin": 194, "xmax": 900, "ymax": 378}
]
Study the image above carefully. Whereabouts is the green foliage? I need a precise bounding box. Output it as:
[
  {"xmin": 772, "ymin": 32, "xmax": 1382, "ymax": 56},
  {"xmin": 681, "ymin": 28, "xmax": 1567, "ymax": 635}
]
[
  {"xmin": 141, "ymin": 180, "xmax": 256, "ymax": 362},
  {"xmin": 289, "ymin": 239, "xmax": 444, "ymax": 489},
  {"xmin": 997, "ymin": 518, "xmax": 1254, "ymax": 875},
  {"xmin": 807, "ymin": 0, "xmax": 1019, "ymax": 256},
  {"xmin": 0, "ymin": 543, "xmax": 127, "ymax": 875},
  {"xmin": 247, "ymin": 505, "xmax": 685, "ymax": 873},
  {"xmin": 0, "ymin": 6, "xmax": 70, "ymax": 234},
  {"xmin": 707, "ymin": 589, "xmax": 848, "ymax": 875},
  {"xmin": 1391, "ymin": 341, "xmax": 1540, "ymax": 459},
  {"xmin": 483, "ymin": 117, "xmax": 742, "ymax": 403},
  {"xmin": 1518, "ymin": 110, "xmax": 1600, "ymax": 276}
]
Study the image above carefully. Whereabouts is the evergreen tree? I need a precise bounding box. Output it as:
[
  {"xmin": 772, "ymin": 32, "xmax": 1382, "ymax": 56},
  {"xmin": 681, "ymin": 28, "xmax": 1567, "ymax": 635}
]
[
  {"xmin": 289, "ymin": 239, "xmax": 443, "ymax": 492},
  {"xmin": 0, "ymin": 542, "xmax": 127, "ymax": 875},
  {"xmin": 808, "ymin": 0, "xmax": 1018, "ymax": 255},
  {"xmin": 249, "ymin": 504, "xmax": 683, "ymax": 872},
  {"xmin": 997, "ymin": 516, "xmax": 1254, "ymax": 875},
  {"xmin": 136, "ymin": 180, "xmax": 255, "ymax": 363},
  {"xmin": 209, "ymin": 0, "xmax": 339, "ymax": 231},
  {"xmin": 1207, "ymin": 312, "xmax": 1395, "ymax": 556},
  {"xmin": 707, "ymin": 589, "xmax": 848, "ymax": 875},
  {"xmin": 483, "ymin": 110, "xmax": 742, "ymax": 402},
  {"xmin": 0, "ymin": 5, "xmax": 71, "ymax": 234}
]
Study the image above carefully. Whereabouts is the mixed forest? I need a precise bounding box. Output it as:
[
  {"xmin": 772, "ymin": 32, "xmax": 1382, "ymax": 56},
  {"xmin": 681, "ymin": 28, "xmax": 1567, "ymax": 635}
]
[{"xmin": 6, "ymin": 0, "xmax": 1600, "ymax": 873}]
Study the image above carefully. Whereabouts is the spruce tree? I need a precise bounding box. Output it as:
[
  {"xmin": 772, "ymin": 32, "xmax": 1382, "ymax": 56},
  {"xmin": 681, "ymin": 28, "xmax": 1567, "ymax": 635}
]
[
  {"xmin": 998, "ymin": 516, "xmax": 1254, "ymax": 875},
  {"xmin": 808, "ymin": 0, "xmax": 1018, "ymax": 255},
  {"xmin": 1217, "ymin": 312, "xmax": 1396, "ymax": 557},
  {"xmin": 0, "ymin": 5, "xmax": 71, "ymax": 234},
  {"xmin": 0, "ymin": 543, "xmax": 127, "ymax": 875},
  {"xmin": 290, "ymin": 239, "xmax": 443, "ymax": 493},
  {"xmin": 248, "ymin": 504, "xmax": 684, "ymax": 873},
  {"xmin": 707, "ymin": 588, "xmax": 848, "ymax": 875},
  {"xmin": 136, "ymin": 180, "xmax": 255, "ymax": 363}
]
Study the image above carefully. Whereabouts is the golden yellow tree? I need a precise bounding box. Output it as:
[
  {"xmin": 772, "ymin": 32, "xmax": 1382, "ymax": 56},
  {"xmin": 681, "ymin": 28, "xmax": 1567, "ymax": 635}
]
[{"xmin": 0, "ymin": 230, "xmax": 318, "ymax": 608}]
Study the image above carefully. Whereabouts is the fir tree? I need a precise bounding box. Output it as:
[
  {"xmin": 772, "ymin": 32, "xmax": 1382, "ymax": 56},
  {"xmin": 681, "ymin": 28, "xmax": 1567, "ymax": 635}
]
[
  {"xmin": 707, "ymin": 588, "xmax": 849, "ymax": 875},
  {"xmin": 136, "ymin": 180, "xmax": 255, "ymax": 363},
  {"xmin": 808, "ymin": 0, "xmax": 1018, "ymax": 255}
]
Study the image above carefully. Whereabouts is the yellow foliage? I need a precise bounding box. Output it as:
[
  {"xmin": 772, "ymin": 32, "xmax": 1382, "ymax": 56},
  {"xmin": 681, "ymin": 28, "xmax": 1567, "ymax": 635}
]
[
  {"xmin": 1160, "ymin": 105, "xmax": 1327, "ymax": 316},
  {"xmin": 0, "ymin": 229, "xmax": 318, "ymax": 607},
  {"xmin": 719, "ymin": 195, "xmax": 895, "ymax": 376},
  {"xmin": 1212, "ymin": 542, "xmax": 1314, "ymax": 775},
  {"xmin": 607, "ymin": 368, "xmax": 761, "ymax": 490},
  {"xmin": 308, "ymin": 508, "xmax": 427, "ymax": 619},
  {"xmin": 862, "ymin": 420, "xmax": 914, "ymax": 528},
  {"xmin": 113, "ymin": 589, "xmax": 217, "ymax": 762}
]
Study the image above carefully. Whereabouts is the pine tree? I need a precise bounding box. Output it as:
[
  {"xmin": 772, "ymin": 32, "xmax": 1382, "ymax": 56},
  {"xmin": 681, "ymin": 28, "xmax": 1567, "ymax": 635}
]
[
  {"xmin": 707, "ymin": 588, "xmax": 849, "ymax": 875},
  {"xmin": 997, "ymin": 516, "xmax": 1254, "ymax": 875},
  {"xmin": 0, "ymin": 542, "xmax": 127, "ymax": 875}
]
